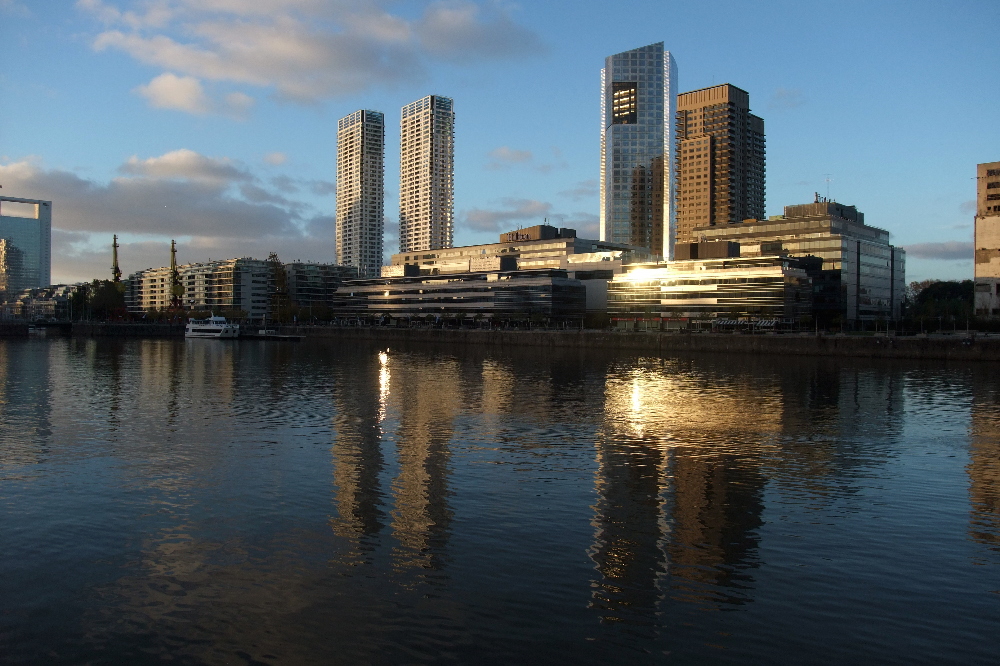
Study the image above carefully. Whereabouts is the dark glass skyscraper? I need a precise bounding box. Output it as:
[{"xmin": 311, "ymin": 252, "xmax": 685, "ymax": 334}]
[{"xmin": 600, "ymin": 43, "xmax": 678, "ymax": 259}]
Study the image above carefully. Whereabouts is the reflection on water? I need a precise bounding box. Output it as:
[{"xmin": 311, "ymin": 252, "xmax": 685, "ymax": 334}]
[{"xmin": 0, "ymin": 338, "xmax": 997, "ymax": 664}]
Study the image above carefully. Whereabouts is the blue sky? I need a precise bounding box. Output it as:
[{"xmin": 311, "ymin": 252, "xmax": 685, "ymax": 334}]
[{"xmin": 1, "ymin": 0, "xmax": 996, "ymax": 283}]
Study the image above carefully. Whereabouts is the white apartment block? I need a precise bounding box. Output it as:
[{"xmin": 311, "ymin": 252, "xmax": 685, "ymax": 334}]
[
  {"xmin": 125, "ymin": 258, "xmax": 272, "ymax": 319},
  {"xmin": 336, "ymin": 110, "xmax": 385, "ymax": 278},
  {"xmin": 399, "ymin": 95, "xmax": 454, "ymax": 253}
]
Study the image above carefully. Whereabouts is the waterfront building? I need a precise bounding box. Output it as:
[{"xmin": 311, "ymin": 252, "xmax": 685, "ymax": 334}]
[
  {"xmin": 384, "ymin": 224, "xmax": 649, "ymax": 313},
  {"xmin": 336, "ymin": 268, "xmax": 586, "ymax": 322},
  {"xmin": 0, "ymin": 239, "xmax": 26, "ymax": 296},
  {"xmin": 674, "ymin": 84, "xmax": 765, "ymax": 245},
  {"xmin": 600, "ymin": 42, "xmax": 678, "ymax": 259},
  {"xmin": 336, "ymin": 110, "xmax": 385, "ymax": 277},
  {"xmin": 399, "ymin": 95, "xmax": 454, "ymax": 253},
  {"xmin": 975, "ymin": 161, "xmax": 1000, "ymax": 316},
  {"xmin": 0, "ymin": 196, "xmax": 52, "ymax": 289},
  {"xmin": 1, "ymin": 284, "xmax": 76, "ymax": 319},
  {"xmin": 693, "ymin": 197, "xmax": 905, "ymax": 324},
  {"xmin": 285, "ymin": 262, "xmax": 359, "ymax": 312},
  {"xmin": 608, "ymin": 255, "xmax": 814, "ymax": 327},
  {"xmin": 126, "ymin": 258, "xmax": 273, "ymax": 319}
]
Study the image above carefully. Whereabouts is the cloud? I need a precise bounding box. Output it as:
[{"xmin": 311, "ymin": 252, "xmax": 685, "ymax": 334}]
[
  {"xmin": 485, "ymin": 146, "xmax": 532, "ymax": 170},
  {"xmin": 119, "ymin": 148, "xmax": 250, "ymax": 183},
  {"xmin": 81, "ymin": 0, "xmax": 543, "ymax": 105},
  {"xmin": 1, "ymin": 152, "xmax": 335, "ymax": 282},
  {"xmin": 768, "ymin": 87, "xmax": 805, "ymax": 111},
  {"xmin": 135, "ymin": 72, "xmax": 210, "ymax": 113},
  {"xmin": 904, "ymin": 241, "xmax": 973, "ymax": 260},
  {"xmin": 134, "ymin": 72, "xmax": 255, "ymax": 116},
  {"xmin": 559, "ymin": 179, "xmax": 598, "ymax": 201},
  {"xmin": 263, "ymin": 152, "xmax": 287, "ymax": 166},
  {"xmin": 462, "ymin": 198, "xmax": 551, "ymax": 232},
  {"xmin": 960, "ymin": 200, "xmax": 977, "ymax": 215}
]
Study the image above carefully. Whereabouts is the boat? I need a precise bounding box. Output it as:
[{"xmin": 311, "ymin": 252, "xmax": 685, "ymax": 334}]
[{"xmin": 185, "ymin": 315, "xmax": 240, "ymax": 339}]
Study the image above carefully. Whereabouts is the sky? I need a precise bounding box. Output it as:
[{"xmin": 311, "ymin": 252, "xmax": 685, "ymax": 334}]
[{"xmin": 1, "ymin": 0, "xmax": 997, "ymax": 284}]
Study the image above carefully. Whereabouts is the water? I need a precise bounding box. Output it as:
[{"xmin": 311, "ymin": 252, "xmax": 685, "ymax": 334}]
[{"xmin": 0, "ymin": 336, "xmax": 997, "ymax": 664}]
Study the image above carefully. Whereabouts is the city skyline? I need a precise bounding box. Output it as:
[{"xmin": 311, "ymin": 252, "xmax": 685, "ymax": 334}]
[{"xmin": 0, "ymin": 0, "xmax": 996, "ymax": 284}]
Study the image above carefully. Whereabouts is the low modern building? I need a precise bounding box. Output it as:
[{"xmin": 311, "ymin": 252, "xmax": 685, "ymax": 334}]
[
  {"xmin": 0, "ymin": 196, "xmax": 51, "ymax": 290},
  {"xmin": 126, "ymin": 258, "xmax": 273, "ymax": 319},
  {"xmin": 692, "ymin": 197, "xmax": 905, "ymax": 324},
  {"xmin": 1, "ymin": 284, "xmax": 76, "ymax": 320},
  {"xmin": 975, "ymin": 161, "xmax": 1000, "ymax": 316},
  {"xmin": 608, "ymin": 255, "xmax": 815, "ymax": 328},
  {"xmin": 285, "ymin": 262, "xmax": 359, "ymax": 312},
  {"xmin": 384, "ymin": 224, "xmax": 649, "ymax": 313},
  {"xmin": 337, "ymin": 268, "xmax": 587, "ymax": 322}
]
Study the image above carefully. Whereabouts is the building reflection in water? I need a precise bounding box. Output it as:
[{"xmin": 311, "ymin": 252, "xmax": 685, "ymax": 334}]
[
  {"xmin": 591, "ymin": 360, "xmax": 771, "ymax": 626},
  {"xmin": 389, "ymin": 351, "xmax": 458, "ymax": 575},
  {"xmin": 330, "ymin": 348, "xmax": 457, "ymax": 576},
  {"xmin": 970, "ymin": 369, "xmax": 1000, "ymax": 552},
  {"xmin": 330, "ymin": 350, "xmax": 389, "ymax": 561}
]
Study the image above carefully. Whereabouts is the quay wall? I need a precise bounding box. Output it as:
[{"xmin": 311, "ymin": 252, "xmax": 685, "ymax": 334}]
[
  {"xmin": 72, "ymin": 322, "xmax": 185, "ymax": 337},
  {"xmin": 282, "ymin": 326, "xmax": 1000, "ymax": 362},
  {"xmin": 0, "ymin": 322, "xmax": 29, "ymax": 337}
]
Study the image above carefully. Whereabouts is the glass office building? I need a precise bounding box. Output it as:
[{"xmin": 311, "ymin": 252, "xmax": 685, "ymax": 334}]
[
  {"xmin": 608, "ymin": 256, "xmax": 814, "ymax": 325},
  {"xmin": 0, "ymin": 196, "xmax": 52, "ymax": 291},
  {"xmin": 600, "ymin": 42, "xmax": 678, "ymax": 260}
]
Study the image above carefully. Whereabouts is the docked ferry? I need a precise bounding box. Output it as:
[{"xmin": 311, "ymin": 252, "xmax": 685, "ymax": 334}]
[{"xmin": 185, "ymin": 315, "xmax": 240, "ymax": 339}]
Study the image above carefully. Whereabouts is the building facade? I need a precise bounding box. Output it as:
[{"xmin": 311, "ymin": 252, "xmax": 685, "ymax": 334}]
[
  {"xmin": 337, "ymin": 269, "xmax": 586, "ymax": 322},
  {"xmin": 0, "ymin": 196, "xmax": 52, "ymax": 289},
  {"xmin": 385, "ymin": 224, "xmax": 649, "ymax": 313},
  {"xmin": 399, "ymin": 95, "xmax": 454, "ymax": 253},
  {"xmin": 0, "ymin": 239, "xmax": 26, "ymax": 296},
  {"xmin": 126, "ymin": 258, "xmax": 272, "ymax": 319},
  {"xmin": 975, "ymin": 161, "xmax": 1000, "ymax": 316},
  {"xmin": 693, "ymin": 198, "xmax": 905, "ymax": 323},
  {"xmin": 336, "ymin": 110, "xmax": 385, "ymax": 277},
  {"xmin": 608, "ymin": 256, "xmax": 813, "ymax": 326},
  {"xmin": 600, "ymin": 42, "xmax": 678, "ymax": 259},
  {"xmin": 285, "ymin": 262, "xmax": 359, "ymax": 312},
  {"xmin": 675, "ymin": 84, "xmax": 765, "ymax": 244}
]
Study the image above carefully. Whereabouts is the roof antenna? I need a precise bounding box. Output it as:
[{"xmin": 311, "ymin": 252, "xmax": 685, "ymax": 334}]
[{"xmin": 823, "ymin": 173, "xmax": 833, "ymax": 201}]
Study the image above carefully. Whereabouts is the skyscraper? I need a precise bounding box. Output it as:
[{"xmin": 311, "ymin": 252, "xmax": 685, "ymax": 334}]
[
  {"xmin": 675, "ymin": 84, "xmax": 765, "ymax": 244},
  {"xmin": 336, "ymin": 110, "xmax": 385, "ymax": 278},
  {"xmin": 399, "ymin": 95, "xmax": 454, "ymax": 253},
  {"xmin": 600, "ymin": 42, "xmax": 678, "ymax": 259},
  {"xmin": 0, "ymin": 196, "xmax": 51, "ymax": 290},
  {"xmin": 974, "ymin": 160, "xmax": 1000, "ymax": 316}
]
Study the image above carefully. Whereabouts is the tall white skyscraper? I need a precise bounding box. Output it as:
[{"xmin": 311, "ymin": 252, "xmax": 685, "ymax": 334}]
[
  {"xmin": 600, "ymin": 42, "xmax": 678, "ymax": 259},
  {"xmin": 399, "ymin": 95, "xmax": 454, "ymax": 253},
  {"xmin": 336, "ymin": 109, "xmax": 385, "ymax": 277},
  {"xmin": 0, "ymin": 196, "xmax": 52, "ymax": 290}
]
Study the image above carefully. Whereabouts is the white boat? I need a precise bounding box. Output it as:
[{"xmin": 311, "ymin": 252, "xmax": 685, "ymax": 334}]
[{"xmin": 185, "ymin": 315, "xmax": 240, "ymax": 339}]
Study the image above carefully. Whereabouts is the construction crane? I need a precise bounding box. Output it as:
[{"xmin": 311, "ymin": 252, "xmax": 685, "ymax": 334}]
[
  {"xmin": 111, "ymin": 234, "xmax": 122, "ymax": 283},
  {"xmin": 170, "ymin": 240, "xmax": 183, "ymax": 310}
]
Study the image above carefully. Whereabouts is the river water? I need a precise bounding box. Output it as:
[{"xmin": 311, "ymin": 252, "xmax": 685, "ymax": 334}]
[{"xmin": 0, "ymin": 337, "xmax": 997, "ymax": 664}]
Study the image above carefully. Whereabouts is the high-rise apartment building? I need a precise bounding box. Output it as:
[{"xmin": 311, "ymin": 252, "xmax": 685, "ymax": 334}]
[
  {"xmin": 975, "ymin": 160, "xmax": 1000, "ymax": 316},
  {"xmin": 675, "ymin": 84, "xmax": 765, "ymax": 244},
  {"xmin": 600, "ymin": 42, "xmax": 678, "ymax": 259},
  {"xmin": 0, "ymin": 196, "xmax": 51, "ymax": 289},
  {"xmin": 336, "ymin": 110, "xmax": 385, "ymax": 277},
  {"xmin": 399, "ymin": 95, "xmax": 454, "ymax": 254}
]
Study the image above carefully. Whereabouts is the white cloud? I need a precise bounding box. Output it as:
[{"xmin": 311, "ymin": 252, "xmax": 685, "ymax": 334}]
[
  {"xmin": 559, "ymin": 179, "xmax": 598, "ymax": 202},
  {"xmin": 904, "ymin": 241, "xmax": 973, "ymax": 261},
  {"xmin": 768, "ymin": 87, "xmax": 805, "ymax": 111},
  {"xmin": 485, "ymin": 146, "xmax": 532, "ymax": 170},
  {"xmin": 119, "ymin": 148, "xmax": 250, "ymax": 183},
  {"xmin": 82, "ymin": 0, "xmax": 544, "ymax": 104},
  {"xmin": 134, "ymin": 72, "xmax": 210, "ymax": 113},
  {"xmin": 263, "ymin": 152, "xmax": 287, "ymax": 166}
]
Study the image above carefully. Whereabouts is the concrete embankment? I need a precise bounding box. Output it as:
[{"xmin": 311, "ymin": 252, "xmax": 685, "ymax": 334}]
[
  {"xmin": 284, "ymin": 326, "xmax": 1000, "ymax": 362},
  {"xmin": 72, "ymin": 322, "xmax": 185, "ymax": 337},
  {"xmin": 0, "ymin": 322, "xmax": 29, "ymax": 337}
]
